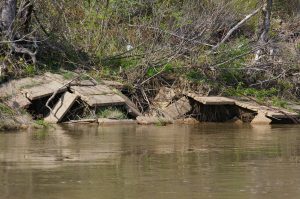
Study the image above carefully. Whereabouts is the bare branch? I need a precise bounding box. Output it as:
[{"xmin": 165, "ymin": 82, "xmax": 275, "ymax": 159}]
[{"xmin": 212, "ymin": 7, "xmax": 262, "ymax": 51}]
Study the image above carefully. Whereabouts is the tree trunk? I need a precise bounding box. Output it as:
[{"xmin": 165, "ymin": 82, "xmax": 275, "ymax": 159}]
[
  {"xmin": 255, "ymin": 0, "xmax": 273, "ymax": 62},
  {"xmin": 19, "ymin": 0, "xmax": 33, "ymax": 34},
  {"xmin": 0, "ymin": 0, "xmax": 17, "ymax": 33},
  {"xmin": 258, "ymin": 0, "xmax": 273, "ymax": 43}
]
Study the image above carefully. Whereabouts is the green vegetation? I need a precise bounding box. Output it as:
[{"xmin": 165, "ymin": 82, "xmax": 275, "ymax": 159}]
[
  {"xmin": 0, "ymin": 103, "xmax": 20, "ymax": 131},
  {"xmin": 0, "ymin": 103, "xmax": 15, "ymax": 116},
  {"xmin": 0, "ymin": 0, "xmax": 300, "ymax": 114},
  {"xmin": 225, "ymin": 85, "xmax": 289, "ymax": 108},
  {"xmin": 96, "ymin": 107, "xmax": 128, "ymax": 120},
  {"xmin": 34, "ymin": 119, "xmax": 50, "ymax": 128}
]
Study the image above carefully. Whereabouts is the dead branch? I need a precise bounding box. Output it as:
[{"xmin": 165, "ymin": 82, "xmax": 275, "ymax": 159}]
[
  {"xmin": 11, "ymin": 42, "xmax": 37, "ymax": 64},
  {"xmin": 212, "ymin": 6, "xmax": 262, "ymax": 51}
]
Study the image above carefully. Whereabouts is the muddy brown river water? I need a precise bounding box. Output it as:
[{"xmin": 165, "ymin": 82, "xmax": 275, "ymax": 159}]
[{"xmin": 1, "ymin": 124, "xmax": 300, "ymax": 199}]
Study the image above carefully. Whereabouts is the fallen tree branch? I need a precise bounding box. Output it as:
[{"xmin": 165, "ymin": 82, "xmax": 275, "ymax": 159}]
[
  {"xmin": 11, "ymin": 42, "xmax": 37, "ymax": 64},
  {"xmin": 128, "ymin": 24, "xmax": 213, "ymax": 47},
  {"xmin": 212, "ymin": 6, "xmax": 262, "ymax": 51}
]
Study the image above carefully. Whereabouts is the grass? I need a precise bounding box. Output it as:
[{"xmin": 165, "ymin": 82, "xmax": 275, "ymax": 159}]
[
  {"xmin": 224, "ymin": 85, "xmax": 290, "ymax": 108},
  {"xmin": 34, "ymin": 119, "xmax": 50, "ymax": 128},
  {"xmin": 96, "ymin": 107, "xmax": 128, "ymax": 119},
  {"xmin": 0, "ymin": 103, "xmax": 15, "ymax": 116},
  {"xmin": 60, "ymin": 70, "xmax": 77, "ymax": 80}
]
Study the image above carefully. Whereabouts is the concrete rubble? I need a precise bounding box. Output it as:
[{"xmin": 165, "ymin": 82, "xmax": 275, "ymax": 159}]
[
  {"xmin": 0, "ymin": 72, "xmax": 142, "ymax": 125},
  {"xmin": 1, "ymin": 74, "xmax": 299, "ymax": 126}
]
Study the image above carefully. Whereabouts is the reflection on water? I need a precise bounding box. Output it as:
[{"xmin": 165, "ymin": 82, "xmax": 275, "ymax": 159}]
[{"xmin": 1, "ymin": 124, "xmax": 300, "ymax": 199}]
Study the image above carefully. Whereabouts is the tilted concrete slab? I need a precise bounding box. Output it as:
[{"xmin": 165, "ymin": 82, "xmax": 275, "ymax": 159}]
[
  {"xmin": 186, "ymin": 93, "xmax": 236, "ymax": 105},
  {"xmin": 71, "ymin": 85, "xmax": 125, "ymax": 107},
  {"xmin": 22, "ymin": 81, "xmax": 67, "ymax": 100},
  {"xmin": 102, "ymin": 80, "xmax": 124, "ymax": 89},
  {"xmin": 71, "ymin": 85, "xmax": 113, "ymax": 96},
  {"xmin": 83, "ymin": 94, "xmax": 125, "ymax": 107},
  {"xmin": 0, "ymin": 77, "xmax": 43, "ymax": 98},
  {"xmin": 236, "ymin": 101, "xmax": 299, "ymax": 119},
  {"xmin": 117, "ymin": 93, "xmax": 142, "ymax": 117},
  {"xmin": 44, "ymin": 72, "xmax": 69, "ymax": 84},
  {"xmin": 186, "ymin": 92, "xmax": 299, "ymax": 121},
  {"xmin": 45, "ymin": 92, "xmax": 79, "ymax": 123}
]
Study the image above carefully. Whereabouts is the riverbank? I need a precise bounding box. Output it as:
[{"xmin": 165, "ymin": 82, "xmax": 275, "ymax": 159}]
[{"xmin": 1, "ymin": 71, "xmax": 300, "ymax": 131}]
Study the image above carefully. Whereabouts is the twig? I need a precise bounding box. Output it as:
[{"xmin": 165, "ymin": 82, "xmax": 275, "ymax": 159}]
[{"xmin": 128, "ymin": 24, "xmax": 213, "ymax": 47}]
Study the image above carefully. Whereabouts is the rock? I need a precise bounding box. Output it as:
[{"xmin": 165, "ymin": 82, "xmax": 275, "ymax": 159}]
[
  {"xmin": 98, "ymin": 118, "xmax": 137, "ymax": 125},
  {"xmin": 136, "ymin": 116, "xmax": 173, "ymax": 125},
  {"xmin": 287, "ymin": 104, "xmax": 300, "ymax": 112},
  {"xmin": 153, "ymin": 87, "xmax": 176, "ymax": 109},
  {"xmin": 0, "ymin": 119, "xmax": 20, "ymax": 131},
  {"xmin": 6, "ymin": 94, "xmax": 31, "ymax": 109},
  {"xmin": 14, "ymin": 114, "xmax": 32, "ymax": 125},
  {"xmin": 162, "ymin": 97, "xmax": 192, "ymax": 119},
  {"xmin": 251, "ymin": 112, "xmax": 272, "ymax": 125},
  {"xmin": 64, "ymin": 119, "xmax": 98, "ymax": 124},
  {"xmin": 174, "ymin": 118, "xmax": 199, "ymax": 124}
]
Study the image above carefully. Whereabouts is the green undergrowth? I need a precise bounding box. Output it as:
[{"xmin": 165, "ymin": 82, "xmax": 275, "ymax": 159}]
[
  {"xmin": 224, "ymin": 85, "xmax": 289, "ymax": 108},
  {"xmin": 0, "ymin": 103, "xmax": 20, "ymax": 131},
  {"xmin": 34, "ymin": 119, "xmax": 50, "ymax": 128},
  {"xmin": 0, "ymin": 103, "xmax": 16, "ymax": 117},
  {"xmin": 96, "ymin": 106, "xmax": 128, "ymax": 120}
]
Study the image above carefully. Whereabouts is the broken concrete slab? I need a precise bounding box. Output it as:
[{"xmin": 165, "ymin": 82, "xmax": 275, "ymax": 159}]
[
  {"xmin": 186, "ymin": 93, "xmax": 299, "ymax": 122},
  {"xmin": 0, "ymin": 77, "xmax": 43, "ymax": 98},
  {"xmin": 84, "ymin": 94, "xmax": 125, "ymax": 107},
  {"xmin": 71, "ymin": 85, "xmax": 125, "ymax": 107},
  {"xmin": 117, "ymin": 93, "xmax": 142, "ymax": 117},
  {"xmin": 102, "ymin": 80, "xmax": 124, "ymax": 89},
  {"xmin": 45, "ymin": 92, "xmax": 79, "ymax": 123},
  {"xmin": 44, "ymin": 72, "xmax": 69, "ymax": 84},
  {"xmin": 251, "ymin": 112, "xmax": 272, "ymax": 125},
  {"xmin": 5, "ymin": 94, "xmax": 31, "ymax": 109},
  {"xmin": 236, "ymin": 100, "xmax": 299, "ymax": 119},
  {"xmin": 137, "ymin": 116, "xmax": 173, "ymax": 125},
  {"xmin": 162, "ymin": 97, "xmax": 192, "ymax": 119},
  {"xmin": 71, "ymin": 84, "xmax": 113, "ymax": 95},
  {"xmin": 187, "ymin": 93, "xmax": 236, "ymax": 105},
  {"xmin": 22, "ymin": 81, "xmax": 67, "ymax": 100}
]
